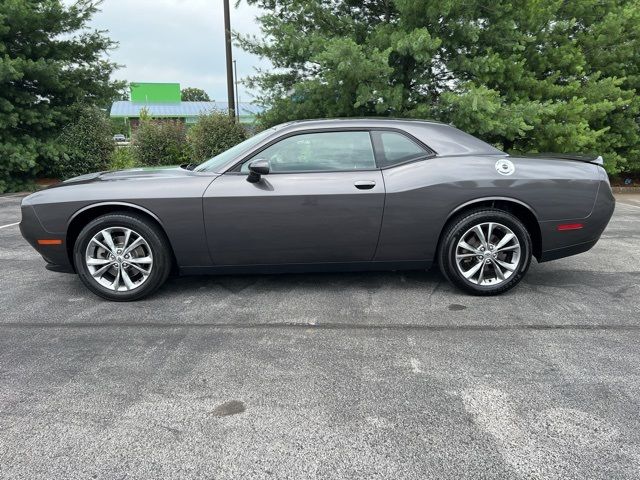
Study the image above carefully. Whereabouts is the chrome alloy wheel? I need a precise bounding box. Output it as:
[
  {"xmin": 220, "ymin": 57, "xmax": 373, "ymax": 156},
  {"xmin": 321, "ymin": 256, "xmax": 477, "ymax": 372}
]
[
  {"xmin": 455, "ymin": 222, "xmax": 521, "ymax": 286},
  {"xmin": 85, "ymin": 227, "xmax": 153, "ymax": 291}
]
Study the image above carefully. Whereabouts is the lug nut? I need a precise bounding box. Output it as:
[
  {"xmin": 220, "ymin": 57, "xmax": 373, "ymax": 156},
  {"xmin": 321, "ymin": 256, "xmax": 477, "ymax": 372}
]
[
  {"xmin": 116, "ymin": 249, "xmax": 122, "ymax": 254},
  {"xmin": 123, "ymin": 263, "xmax": 128, "ymax": 268},
  {"xmin": 124, "ymin": 254, "xmax": 130, "ymax": 259}
]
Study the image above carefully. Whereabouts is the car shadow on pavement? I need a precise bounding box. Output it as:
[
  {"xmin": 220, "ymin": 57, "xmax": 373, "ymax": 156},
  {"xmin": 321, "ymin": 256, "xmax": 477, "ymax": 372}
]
[{"xmin": 159, "ymin": 267, "xmax": 447, "ymax": 296}]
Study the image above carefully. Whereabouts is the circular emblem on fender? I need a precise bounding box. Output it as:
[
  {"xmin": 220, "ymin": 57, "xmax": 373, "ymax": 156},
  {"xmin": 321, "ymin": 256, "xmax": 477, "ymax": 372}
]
[{"xmin": 495, "ymin": 159, "xmax": 515, "ymax": 176}]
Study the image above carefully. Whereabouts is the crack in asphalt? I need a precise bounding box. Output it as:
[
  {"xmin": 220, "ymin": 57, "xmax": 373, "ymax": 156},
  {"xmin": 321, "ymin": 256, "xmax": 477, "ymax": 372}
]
[{"xmin": 0, "ymin": 322, "xmax": 639, "ymax": 331}]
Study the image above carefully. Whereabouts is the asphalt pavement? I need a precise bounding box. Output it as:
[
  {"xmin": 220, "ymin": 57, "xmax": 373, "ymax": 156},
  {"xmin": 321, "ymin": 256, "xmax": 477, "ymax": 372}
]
[{"xmin": 0, "ymin": 193, "xmax": 639, "ymax": 479}]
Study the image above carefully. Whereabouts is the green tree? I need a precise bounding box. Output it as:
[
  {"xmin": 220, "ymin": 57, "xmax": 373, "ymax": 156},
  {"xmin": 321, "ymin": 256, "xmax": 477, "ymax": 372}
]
[
  {"xmin": 181, "ymin": 87, "xmax": 211, "ymax": 102},
  {"xmin": 188, "ymin": 111, "xmax": 246, "ymax": 162},
  {"xmin": 55, "ymin": 105, "xmax": 114, "ymax": 179},
  {"xmin": 240, "ymin": 0, "xmax": 640, "ymax": 174},
  {"xmin": 0, "ymin": 0, "xmax": 124, "ymax": 192}
]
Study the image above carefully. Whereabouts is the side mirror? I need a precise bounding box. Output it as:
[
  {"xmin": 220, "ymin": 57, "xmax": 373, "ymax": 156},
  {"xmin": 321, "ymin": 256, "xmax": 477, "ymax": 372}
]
[{"xmin": 247, "ymin": 159, "xmax": 270, "ymax": 183}]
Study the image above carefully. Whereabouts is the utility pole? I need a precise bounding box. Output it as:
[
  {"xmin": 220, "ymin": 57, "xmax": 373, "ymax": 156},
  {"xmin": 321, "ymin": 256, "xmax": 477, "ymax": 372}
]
[
  {"xmin": 233, "ymin": 59, "xmax": 240, "ymax": 122},
  {"xmin": 223, "ymin": 0, "xmax": 236, "ymax": 118}
]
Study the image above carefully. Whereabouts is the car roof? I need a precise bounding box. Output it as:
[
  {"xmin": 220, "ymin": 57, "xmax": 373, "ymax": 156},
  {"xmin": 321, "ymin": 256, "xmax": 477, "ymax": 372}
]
[{"xmin": 278, "ymin": 118, "xmax": 445, "ymax": 129}]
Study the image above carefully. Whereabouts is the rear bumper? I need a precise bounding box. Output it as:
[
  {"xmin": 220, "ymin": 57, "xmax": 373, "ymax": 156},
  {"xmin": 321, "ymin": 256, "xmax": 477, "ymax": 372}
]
[
  {"xmin": 20, "ymin": 204, "xmax": 75, "ymax": 273},
  {"xmin": 539, "ymin": 237, "xmax": 600, "ymax": 262},
  {"xmin": 538, "ymin": 176, "xmax": 615, "ymax": 262}
]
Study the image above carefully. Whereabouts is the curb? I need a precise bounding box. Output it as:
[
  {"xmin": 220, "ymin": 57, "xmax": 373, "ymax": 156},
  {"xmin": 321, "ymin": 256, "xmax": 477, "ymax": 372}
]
[
  {"xmin": 612, "ymin": 186, "xmax": 640, "ymax": 193},
  {"xmin": 0, "ymin": 192, "xmax": 29, "ymax": 198}
]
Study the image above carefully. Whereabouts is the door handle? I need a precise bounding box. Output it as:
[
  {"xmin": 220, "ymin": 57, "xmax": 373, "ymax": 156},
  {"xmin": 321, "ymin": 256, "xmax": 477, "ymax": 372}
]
[{"xmin": 354, "ymin": 180, "xmax": 376, "ymax": 190}]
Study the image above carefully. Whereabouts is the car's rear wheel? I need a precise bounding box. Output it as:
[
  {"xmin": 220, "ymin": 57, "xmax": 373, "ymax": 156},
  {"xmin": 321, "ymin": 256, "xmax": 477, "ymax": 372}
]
[
  {"xmin": 73, "ymin": 212, "xmax": 171, "ymax": 301},
  {"xmin": 438, "ymin": 209, "xmax": 532, "ymax": 295}
]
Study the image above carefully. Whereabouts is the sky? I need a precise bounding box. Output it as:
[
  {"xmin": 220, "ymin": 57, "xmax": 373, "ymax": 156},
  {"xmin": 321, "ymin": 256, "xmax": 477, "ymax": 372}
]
[{"xmin": 87, "ymin": 0, "xmax": 268, "ymax": 103}]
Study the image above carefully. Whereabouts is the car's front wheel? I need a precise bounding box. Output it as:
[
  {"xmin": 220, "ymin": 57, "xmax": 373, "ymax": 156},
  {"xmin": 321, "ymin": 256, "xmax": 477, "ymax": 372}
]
[
  {"xmin": 73, "ymin": 212, "xmax": 172, "ymax": 301},
  {"xmin": 438, "ymin": 209, "xmax": 532, "ymax": 295}
]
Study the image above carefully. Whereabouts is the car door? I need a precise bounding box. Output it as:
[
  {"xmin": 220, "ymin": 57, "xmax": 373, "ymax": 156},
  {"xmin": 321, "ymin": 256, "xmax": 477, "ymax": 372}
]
[{"xmin": 202, "ymin": 130, "xmax": 385, "ymax": 266}]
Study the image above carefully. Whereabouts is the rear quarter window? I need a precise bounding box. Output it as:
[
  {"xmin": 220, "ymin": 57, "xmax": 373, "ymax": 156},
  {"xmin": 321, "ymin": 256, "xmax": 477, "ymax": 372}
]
[{"xmin": 375, "ymin": 131, "xmax": 431, "ymax": 167}]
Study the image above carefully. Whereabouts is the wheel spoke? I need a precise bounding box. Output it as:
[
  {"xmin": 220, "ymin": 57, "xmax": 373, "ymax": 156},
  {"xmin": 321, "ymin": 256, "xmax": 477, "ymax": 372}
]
[
  {"xmin": 462, "ymin": 260, "xmax": 483, "ymax": 279},
  {"xmin": 477, "ymin": 262, "xmax": 486, "ymax": 284},
  {"xmin": 92, "ymin": 262, "xmax": 113, "ymax": 278},
  {"xmin": 128, "ymin": 263, "xmax": 150, "ymax": 275},
  {"xmin": 128, "ymin": 256, "xmax": 152, "ymax": 264},
  {"xmin": 491, "ymin": 259, "xmax": 505, "ymax": 281},
  {"xmin": 495, "ymin": 244, "xmax": 519, "ymax": 253},
  {"xmin": 456, "ymin": 252, "xmax": 479, "ymax": 259},
  {"xmin": 121, "ymin": 268, "xmax": 135, "ymax": 290},
  {"xmin": 122, "ymin": 228, "xmax": 132, "ymax": 250},
  {"xmin": 86, "ymin": 258, "xmax": 111, "ymax": 266},
  {"xmin": 458, "ymin": 241, "xmax": 480, "ymax": 254},
  {"xmin": 495, "ymin": 232, "xmax": 515, "ymax": 250},
  {"xmin": 111, "ymin": 268, "xmax": 121, "ymax": 289},
  {"xmin": 90, "ymin": 238, "xmax": 112, "ymax": 254},
  {"xmin": 473, "ymin": 225, "xmax": 487, "ymax": 247},
  {"xmin": 486, "ymin": 222, "xmax": 494, "ymax": 243},
  {"xmin": 495, "ymin": 258, "xmax": 516, "ymax": 272},
  {"xmin": 124, "ymin": 237, "xmax": 144, "ymax": 255},
  {"xmin": 101, "ymin": 230, "xmax": 117, "ymax": 252}
]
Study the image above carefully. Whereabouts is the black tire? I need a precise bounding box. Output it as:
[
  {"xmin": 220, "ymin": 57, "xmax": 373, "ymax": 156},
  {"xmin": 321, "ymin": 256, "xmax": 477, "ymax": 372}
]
[
  {"xmin": 73, "ymin": 212, "xmax": 172, "ymax": 301},
  {"xmin": 437, "ymin": 209, "xmax": 532, "ymax": 295}
]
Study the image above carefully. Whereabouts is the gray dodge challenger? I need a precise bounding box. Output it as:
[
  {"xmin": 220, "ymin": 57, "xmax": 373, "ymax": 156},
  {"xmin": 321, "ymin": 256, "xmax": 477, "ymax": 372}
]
[{"xmin": 20, "ymin": 119, "xmax": 615, "ymax": 301}]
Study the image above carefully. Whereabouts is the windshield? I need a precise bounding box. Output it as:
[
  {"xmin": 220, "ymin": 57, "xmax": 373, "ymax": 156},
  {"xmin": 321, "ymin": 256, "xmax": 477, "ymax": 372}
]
[{"xmin": 194, "ymin": 128, "xmax": 277, "ymax": 173}]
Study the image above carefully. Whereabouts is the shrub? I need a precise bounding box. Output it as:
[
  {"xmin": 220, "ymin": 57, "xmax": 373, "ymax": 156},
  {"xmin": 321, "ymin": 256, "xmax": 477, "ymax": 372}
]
[
  {"xmin": 188, "ymin": 111, "xmax": 247, "ymax": 163},
  {"xmin": 0, "ymin": 148, "xmax": 38, "ymax": 193},
  {"xmin": 110, "ymin": 117, "xmax": 129, "ymax": 138},
  {"xmin": 109, "ymin": 147, "xmax": 138, "ymax": 170},
  {"xmin": 53, "ymin": 106, "xmax": 115, "ymax": 179},
  {"xmin": 133, "ymin": 119, "xmax": 189, "ymax": 166}
]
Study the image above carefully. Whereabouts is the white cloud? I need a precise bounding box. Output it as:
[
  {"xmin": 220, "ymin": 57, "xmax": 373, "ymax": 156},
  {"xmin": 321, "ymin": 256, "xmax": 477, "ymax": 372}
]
[{"xmin": 88, "ymin": 0, "xmax": 269, "ymax": 102}]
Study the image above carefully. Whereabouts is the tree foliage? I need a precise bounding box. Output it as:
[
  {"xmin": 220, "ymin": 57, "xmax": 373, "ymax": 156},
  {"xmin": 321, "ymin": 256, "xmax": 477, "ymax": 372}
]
[
  {"xmin": 0, "ymin": 0, "xmax": 124, "ymax": 192},
  {"xmin": 181, "ymin": 87, "xmax": 211, "ymax": 102},
  {"xmin": 188, "ymin": 111, "xmax": 247, "ymax": 162},
  {"xmin": 55, "ymin": 105, "xmax": 114, "ymax": 179},
  {"xmin": 133, "ymin": 118, "xmax": 189, "ymax": 166},
  {"xmin": 109, "ymin": 146, "xmax": 137, "ymax": 171},
  {"xmin": 240, "ymin": 0, "xmax": 640, "ymax": 174}
]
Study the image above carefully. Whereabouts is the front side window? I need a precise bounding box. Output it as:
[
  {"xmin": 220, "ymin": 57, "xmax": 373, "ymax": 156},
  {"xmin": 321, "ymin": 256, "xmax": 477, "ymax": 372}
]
[
  {"xmin": 376, "ymin": 131, "xmax": 429, "ymax": 167},
  {"xmin": 241, "ymin": 131, "xmax": 376, "ymax": 173},
  {"xmin": 195, "ymin": 127, "xmax": 276, "ymax": 173}
]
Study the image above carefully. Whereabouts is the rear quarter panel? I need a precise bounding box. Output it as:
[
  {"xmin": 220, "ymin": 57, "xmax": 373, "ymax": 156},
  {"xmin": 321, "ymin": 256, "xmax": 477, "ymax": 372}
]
[{"xmin": 375, "ymin": 155, "xmax": 601, "ymax": 261}]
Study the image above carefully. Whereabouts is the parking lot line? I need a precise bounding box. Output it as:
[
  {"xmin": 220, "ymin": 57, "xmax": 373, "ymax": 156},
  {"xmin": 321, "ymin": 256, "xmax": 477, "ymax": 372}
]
[
  {"xmin": 1, "ymin": 321, "xmax": 639, "ymax": 331},
  {"xmin": 0, "ymin": 221, "xmax": 19, "ymax": 230},
  {"xmin": 617, "ymin": 202, "xmax": 640, "ymax": 210}
]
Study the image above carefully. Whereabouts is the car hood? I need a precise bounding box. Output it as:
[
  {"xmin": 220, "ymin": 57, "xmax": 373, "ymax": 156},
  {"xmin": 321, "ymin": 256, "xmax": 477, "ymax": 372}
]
[
  {"xmin": 51, "ymin": 166, "xmax": 196, "ymax": 188},
  {"xmin": 22, "ymin": 165, "xmax": 219, "ymax": 207}
]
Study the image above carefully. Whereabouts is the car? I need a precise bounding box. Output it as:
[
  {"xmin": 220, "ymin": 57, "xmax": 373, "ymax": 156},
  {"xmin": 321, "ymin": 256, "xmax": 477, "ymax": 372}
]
[
  {"xmin": 20, "ymin": 119, "xmax": 615, "ymax": 301},
  {"xmin": 113, "ymin": 134, "xmax": 126, "ymax": 142}
]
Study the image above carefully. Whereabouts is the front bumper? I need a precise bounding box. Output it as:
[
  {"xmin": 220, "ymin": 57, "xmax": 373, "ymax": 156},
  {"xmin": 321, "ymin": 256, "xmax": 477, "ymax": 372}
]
[{"xmin": 19, "ymin": 204, "xmax": 75, "ymax": 273}]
